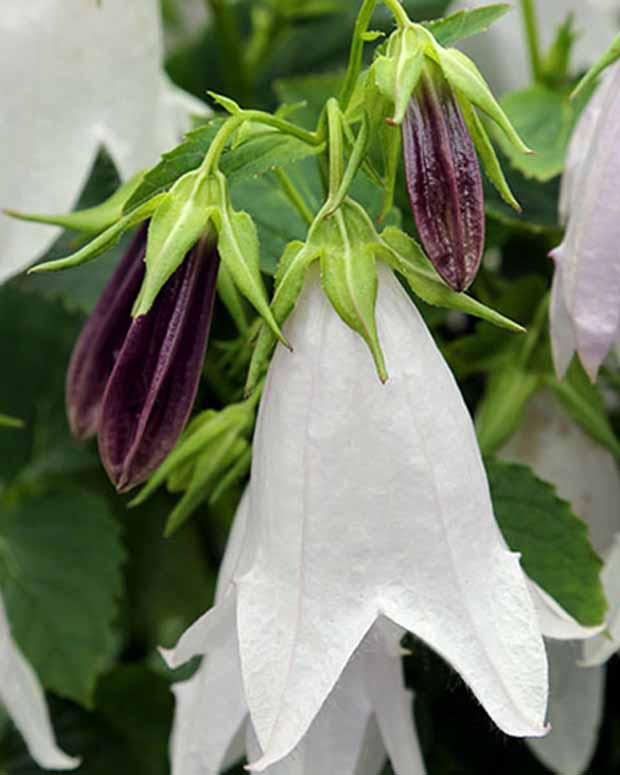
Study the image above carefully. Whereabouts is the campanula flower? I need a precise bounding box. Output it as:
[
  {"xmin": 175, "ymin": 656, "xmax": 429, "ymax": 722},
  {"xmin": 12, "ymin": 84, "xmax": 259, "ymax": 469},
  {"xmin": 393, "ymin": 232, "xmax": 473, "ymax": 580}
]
[
  {"xmin": 550, "ymin": 64, "xmax": 620, "ymax": 380},
  {"xmin": 501, "ymin": 390, "xmax": 620, "ymax": 775},
  {"xmin": 0, "ymin": 594, "xmax": 78, "ymax": 770},
  {"xmin": 0, "ymin": 0, "xmax": 205, "ymax": 284}
]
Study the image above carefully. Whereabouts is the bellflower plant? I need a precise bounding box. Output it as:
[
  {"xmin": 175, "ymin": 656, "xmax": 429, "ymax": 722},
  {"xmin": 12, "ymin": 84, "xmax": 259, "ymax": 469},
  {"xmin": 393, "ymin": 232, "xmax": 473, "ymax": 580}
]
[
  {"xmin": 0, "ymin": 595, "xmax": 78, "ymax": 771},
  {"xmin": 0, "ymin": 0, "xmax": 205, "ymax": 284},
  {"xmin": 167, "ymin": 492, "xmax": 426, "ymax": 775},
  {"xmin": 501, "ymin": 390, "xmax": 620, "ymax": 775},
  {"xmin": 550, "ymin": 63, "xmax": 620, "ymax": 380}
]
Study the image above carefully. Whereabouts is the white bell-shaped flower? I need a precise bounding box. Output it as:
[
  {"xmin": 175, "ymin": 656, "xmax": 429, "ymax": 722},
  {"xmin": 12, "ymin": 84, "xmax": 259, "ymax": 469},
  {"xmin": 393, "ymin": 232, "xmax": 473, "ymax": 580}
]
[
  {"xmin": 0, "ymin": 0, "xmax": 205, "ymax": 284},
  {"xmin": 550, "ymin": 64, "xmax": 620, "ymax": 379},
  {"xmin": 167, "ymin": 492, "xmax": 426, "ymax": 775},
  {"xmin": 0, "ymin": 594, "xmax": 78, "ymax": 770},
  {"xmin": 501, "ymin": 390, "xmax": 620, "ymax": 774}
]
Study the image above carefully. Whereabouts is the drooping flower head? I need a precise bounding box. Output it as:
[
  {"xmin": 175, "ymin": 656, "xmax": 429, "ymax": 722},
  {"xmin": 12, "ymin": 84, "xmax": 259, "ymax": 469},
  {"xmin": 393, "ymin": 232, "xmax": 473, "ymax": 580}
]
[
  {"xmin": 66, "ymin": 226, "xmax": 220, "ymax": 492},
  {"xmin": 402, "ymin": 61, "xmax": 485, "ymax": 292},
  {"xmin": 550, "ymin": 64, "xmax": 620, "ymax": 380}
]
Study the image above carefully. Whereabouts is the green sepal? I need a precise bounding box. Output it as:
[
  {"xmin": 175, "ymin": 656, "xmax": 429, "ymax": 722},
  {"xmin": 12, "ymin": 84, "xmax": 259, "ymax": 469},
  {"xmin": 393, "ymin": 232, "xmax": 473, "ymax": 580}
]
[
  {"xmin": 217, "ymin": 262, "xmax": 250, "ymax": 334},
  {"xmin": 541, "ymin": 13, "xmax": 577, "ymax": 87},
  {"xmin": 431, "ymin": 44, "xmax": 532, "ymax": 155},
  {"xmin": 475, "ymin": 364, "xmax": 541, "ymax": 455},
  {"xmin": 373, "ymin": 27, "xmax": 425, "ymax": 125},
  {"xmin": 164, "ymin": 433, "xmax": 249, "ymax": 537},
  {"xmin": 422, "ymin": 4, "xmax": 511, "ymax": 47},
  {"xmin": 29, "ymin": 194, "xmax": 166, "ymax": 274},
  {"xmin": 545, "ymin": 359, "xmax": 620, "ymax": 457},
  {"xmin": 572, "ymin": 32, "xmax": 620, "ymax": 100},
  {"xmin": 131, "ymin": 402, "xmax": 253, "ymax": 510},
  {"xmin": 456, "ymin": 92, "xmax": 520, "ymax": 211},
  {"xmin": 207, "ymin": 90, "xmax": 242, "ymax": 115},
  {"xmin": 133, "ymin": 170, "xmax": 216, "ymax": 317},
  {"xmin": 212, "ymin": 172, "xmax": 287, "ymax": 345},
  {"xmin": 246, "ymin": 240, "xmax": 319, "ymax": 394},
  {"xmin": 320, "ymin": 201, "xmax": 387, "ymax": 382},
  {"xmin": 5, "ymin": 172, "xmax": 144, "ymax": 235},
  {"xmin": 378, "ymin": 227, "xmax": 525, "ymax": 333}
]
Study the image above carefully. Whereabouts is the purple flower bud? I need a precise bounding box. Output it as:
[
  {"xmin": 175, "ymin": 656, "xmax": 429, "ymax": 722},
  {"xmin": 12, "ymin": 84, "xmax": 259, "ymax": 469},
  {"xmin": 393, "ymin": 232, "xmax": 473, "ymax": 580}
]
[
  {"xmin": 66, "ymin": 225, "xmax": 147, "ymax": 440},
  {"xmin": 402, "ymin": 64, "xmax": 485, "ymax": 292},
  {"xmin": 97, "ymin": 238, "xmax": 219, "ymax": 492}
]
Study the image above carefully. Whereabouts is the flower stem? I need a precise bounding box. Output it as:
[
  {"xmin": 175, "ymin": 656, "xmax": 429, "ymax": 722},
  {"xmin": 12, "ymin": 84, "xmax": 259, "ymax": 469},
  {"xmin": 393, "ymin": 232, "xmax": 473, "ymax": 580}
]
[
  {"xmin": 520, "ymin": 0, "xmax": 544, "ymax": 82},
  {"xmin": 274, "ymin": 169, "xmax": 314, "ymax": 225},
  {"xmin": 339, "ymin": 0, "xmax": 410, "ymax": 110},
  {"xmin": 326, "ymin": 99, "xmax": 344, "ymax": 204}
]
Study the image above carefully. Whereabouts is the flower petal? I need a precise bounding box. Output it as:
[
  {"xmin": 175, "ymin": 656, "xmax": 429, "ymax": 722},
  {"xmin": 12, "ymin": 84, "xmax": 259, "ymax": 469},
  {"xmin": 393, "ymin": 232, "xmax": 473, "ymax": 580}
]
[
  {"xmin": 0, "ymin": 595, "xmax": 79, "ymax": 770},
  {"xmin": 238, "ymin": 264, "xmax": 547, "ymax": 769},
  {"xmin": 0, "ymin": 0, "xmax": 205, "ymax": 284},
  {"xmin": 66, "ymin": 225, "xmax": 147, "ymax": 440},
  {"xmin": 527, "ymin": 641, "xmax": 604, "ymax": 775},
  {"xmin": 98, "ymin": 243, "xmax": 219, "ymax": 491},
  {"xmin": 529, "ymin": 581, "xmax": 604, "ymax": 641},
  {"xmin": 583, "ymin": 534, "xmax": 620, "ymax": 666}
]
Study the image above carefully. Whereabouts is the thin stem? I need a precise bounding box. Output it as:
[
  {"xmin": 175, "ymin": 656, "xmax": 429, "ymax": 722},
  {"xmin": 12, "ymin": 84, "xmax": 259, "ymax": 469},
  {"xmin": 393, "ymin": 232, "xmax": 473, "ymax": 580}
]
[
  {"xmin": 339, "ymin": 0, "xmax": 410, "ymax": 110},
  {"xmin": 326, "ymin": 100, "xmax": 344, "ymax": 202},
  {"xmin": 520, "ymin": 0, "xmax": 544, "ymax": 82},
  {"xmin": 200, "ymin": 114, "xmax": 245, "ymax": 174},
  {"xmin": 274, "ymin": 169, "xmax": 314, "ymax": 225}
]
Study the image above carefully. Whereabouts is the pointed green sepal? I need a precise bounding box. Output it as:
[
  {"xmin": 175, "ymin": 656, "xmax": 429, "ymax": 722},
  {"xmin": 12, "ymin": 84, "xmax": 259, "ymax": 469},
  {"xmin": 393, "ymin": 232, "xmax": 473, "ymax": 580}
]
[
  {"xmin": 432, "ymin": 45, "xmax": 532, "ymax": 155},
  {"xmin": 133, "ymin": 170, "xmax": 216, "ymax": 317},
  {"xmin": 571, "ymin": 32, "xmax": 620, "ymax": 100},
  {"xmin": 320, "ymin": 202, "xmax": 387, "ymax": 382},
  {"xmin": 456, "ymin": 92, "xmax": 521, "ymax": 211},
  {"xmin": 378, "ymin": 227, "xmax": 525, "ymax": 333},
  {"xmin": 5, "ymin": 172, "xmax": 145, "ymax": 235},
  {"xmin": 373, "ymin": 27, "xmax": 425, "ymax": 125},
  {"xmin": 28, "ymin": 194, "xmax": 165, "ymax": 274},
  {"xmin": 246, "ymin": 240, "xmax": 320, "ymax": 394},
  {"xmin": 212, "ymin": 172, "xmax": 288, "ymax": 346},
  {"xmin": 217, "ymin": 262, "xmax": 250, "ymax": 334},
  {"xmin": 207, "ymin": 90, "xmax": 242, "ymax": 115}
]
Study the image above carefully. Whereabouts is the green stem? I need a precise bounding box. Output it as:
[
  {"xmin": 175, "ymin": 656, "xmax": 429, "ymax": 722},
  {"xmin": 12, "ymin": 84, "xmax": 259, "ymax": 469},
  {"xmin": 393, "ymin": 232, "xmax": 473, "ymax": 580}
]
[
  {"xmin": 200, "ymin": 111, "xmax": 322, "ymax": 175},
  {"xmin": 326, "ymin": 100, "xmax": 344, "ymax": 202},
  {"xmin": 274, "ymin": 169, "xmax": 314, "ymax": 225},
  {"xmin": 339, "ymin": 0, "xmax": 410, "ymax": 110},
  {"xmin": 520, "ymin": 0, "xmax": 544, "ymax": 82}
]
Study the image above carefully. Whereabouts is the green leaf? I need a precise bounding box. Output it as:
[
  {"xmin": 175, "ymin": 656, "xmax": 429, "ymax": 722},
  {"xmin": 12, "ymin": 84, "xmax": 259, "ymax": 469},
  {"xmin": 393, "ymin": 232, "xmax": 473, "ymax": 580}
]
[
  {"xmin": 423, "ymin": 3, "xmax": 511, "ymax": 47},
  {"xmin": 133, "ymin": 171, "xmax": 215, "ymax": 317},
  {"xmin": 546, "ymin": 359, "xmax": 620, "ymax": 457},
  {"xmin": 488, "ymin": 459, "xmax": 607, "ymax": 627},
  {"xmin": 124, "ymin": 120, "xmax": 322, "ymax": 215},
  {"xmin": 0, "ymin": 491, "xmax": 124, "ymax": 706},
  {"xmin": 484, "ymin": 165, "xmax": 561, "ymax": 236},
  {"xmin": 476, "ymin": 364, "xmax": 541, "ymax": 455},
  {"xmin": 379, "ymin": 227, "xmax": 525, "ymax": 332},
  {"xmin": 493, "ymin": 85, "xmax": 585, "ymax": 181}
]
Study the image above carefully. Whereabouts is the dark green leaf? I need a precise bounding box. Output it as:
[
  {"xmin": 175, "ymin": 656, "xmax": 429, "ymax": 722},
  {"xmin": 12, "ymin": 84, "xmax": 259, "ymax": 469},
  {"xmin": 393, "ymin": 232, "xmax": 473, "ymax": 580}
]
[
  {"xmin": 0, "ymin": 491, "xmax": 124, "ymax": 706},
  {"xmin": 423, "ymin": 3, "xmax": 511, "ymax": 47},
  {"xmin": 489, "ymin": 459, "xmax": 607, "ymax": 626}
]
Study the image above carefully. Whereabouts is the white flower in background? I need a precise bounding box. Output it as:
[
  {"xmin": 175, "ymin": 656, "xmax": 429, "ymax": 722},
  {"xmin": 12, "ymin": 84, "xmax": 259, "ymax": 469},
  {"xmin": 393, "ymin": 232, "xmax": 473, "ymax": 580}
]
[
  {"xmin": 0, "ymin": 594, "xmax": 78, "ymax": 770},
  {"xmin": 451, "ymin": 0, "xmax": 619, "ymax": 94},
  {"xmin": 550, "ymin": 64, "xmax": 620, "ymax": 380},
  {"xmin": 167, "ymin": 492, "xmax": 426, "ymax": 775},
  {"xmin": 501, "ymin": 390, "xmax": 620, "ymax": 774},
  {"xmin": 0, "ymin": 0, "xmax": 206, "ymax": 285},
  {"xmin": 168, "ymin": 264, "xmax": 549, "ymax": 772}
]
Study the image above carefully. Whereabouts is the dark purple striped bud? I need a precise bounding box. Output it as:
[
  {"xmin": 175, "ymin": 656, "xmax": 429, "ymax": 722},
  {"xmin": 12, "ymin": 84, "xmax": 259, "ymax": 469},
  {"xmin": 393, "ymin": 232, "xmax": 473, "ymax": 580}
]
[
  {"xmin": 402, "ymin": 63, "xmax": 485, "ymax": 292},
  {"xmin": 66, "ymin": 225, "xmax": 147, "ymax": 440},
  {"xmin": 97, "ymin": 238, "xmax": 220, "ymax": 492}
]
